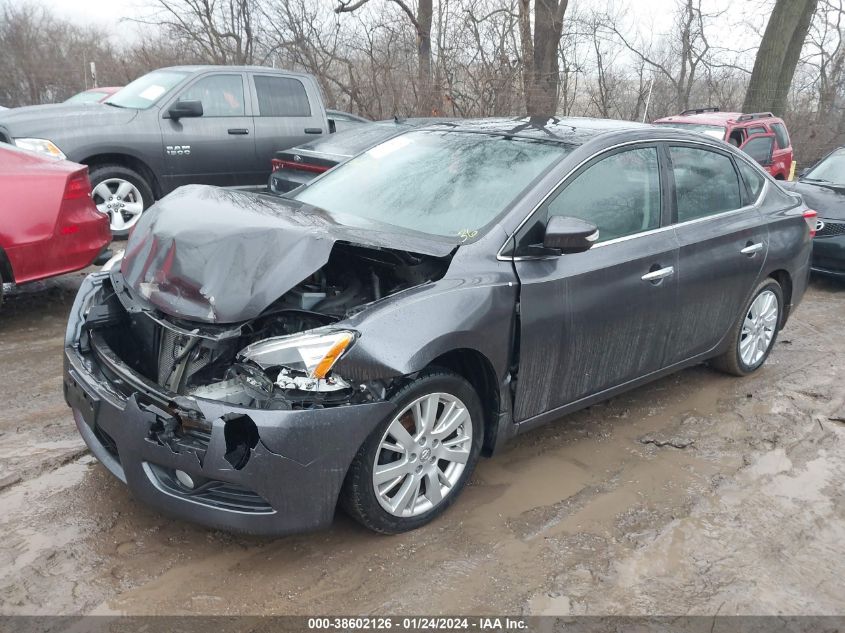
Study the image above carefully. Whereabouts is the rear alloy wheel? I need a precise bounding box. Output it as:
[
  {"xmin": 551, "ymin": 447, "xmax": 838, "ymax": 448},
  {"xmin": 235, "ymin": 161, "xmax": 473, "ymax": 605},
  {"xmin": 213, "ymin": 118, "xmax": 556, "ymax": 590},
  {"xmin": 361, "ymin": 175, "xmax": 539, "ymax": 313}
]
[
  {"xmin": 712, "ymin": 279, "xmax": 783, "ymax": 376},
  {"xmin": 341, "ymin": 369, "xmax": 483, "ymax": 533},
  {"xmin": 89, "ymin": 164, "xmax": 153, "ymax": 237}
]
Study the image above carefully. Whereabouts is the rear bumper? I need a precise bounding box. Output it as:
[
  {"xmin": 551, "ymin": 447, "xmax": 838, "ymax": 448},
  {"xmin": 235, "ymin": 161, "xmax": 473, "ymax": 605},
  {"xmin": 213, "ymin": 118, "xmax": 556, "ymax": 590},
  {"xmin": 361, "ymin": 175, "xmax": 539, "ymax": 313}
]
[{"xmin": 64, "ymin": 274, "xmax": 395, "ymax": 535}]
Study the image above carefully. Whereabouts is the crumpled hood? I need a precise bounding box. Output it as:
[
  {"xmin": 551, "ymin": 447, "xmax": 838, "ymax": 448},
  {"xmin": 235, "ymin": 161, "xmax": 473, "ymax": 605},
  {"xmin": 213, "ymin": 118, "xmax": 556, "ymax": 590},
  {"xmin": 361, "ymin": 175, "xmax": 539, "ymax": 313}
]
[
  {"xmin": 120, "ymin": 185, "xmax": 455, "ymax": 324},
  {"xmin": 0, "ymin": 103, "xmax": 138, "ymax": 138},
  {"xmin": 781, "ymin": 180, "xmax": 845, "ymax": 221}
]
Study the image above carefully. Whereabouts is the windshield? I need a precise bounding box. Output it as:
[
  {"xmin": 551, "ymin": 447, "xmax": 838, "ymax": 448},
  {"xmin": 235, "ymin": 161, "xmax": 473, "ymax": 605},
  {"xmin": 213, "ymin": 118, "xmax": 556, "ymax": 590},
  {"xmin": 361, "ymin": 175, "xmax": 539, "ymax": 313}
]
[
  {"xmin": 65, "ymin": 90, "xmax": 108, "ymax": 104},
  {"xmin": 105, "ymin": 70, "xmax": 188, "ymax": 109},
  {"xmin": 655, "ymin": 122, "xmax": 726, "ymax": 139},
  {"xmin": 293, "ymin": 130, "xmax": 570, "ymax": 240},
  {"xmin": 803, "ymin": 148, "xmax": 845, "ymax": 186}
]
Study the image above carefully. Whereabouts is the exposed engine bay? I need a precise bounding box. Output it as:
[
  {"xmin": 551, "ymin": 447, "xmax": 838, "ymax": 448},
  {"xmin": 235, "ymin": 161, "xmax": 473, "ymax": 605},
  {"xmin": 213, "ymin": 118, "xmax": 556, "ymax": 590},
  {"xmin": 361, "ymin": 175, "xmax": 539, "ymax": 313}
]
[{"xmin": 91, "ymin": 243, "xmax": 451, "ymax": 410}]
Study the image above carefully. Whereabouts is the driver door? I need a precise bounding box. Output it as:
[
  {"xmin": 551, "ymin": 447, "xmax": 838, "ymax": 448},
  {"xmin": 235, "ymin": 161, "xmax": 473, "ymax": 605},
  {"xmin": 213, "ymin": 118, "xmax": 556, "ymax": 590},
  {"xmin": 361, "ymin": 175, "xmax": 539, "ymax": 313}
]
[
  {"xmin": 159, "ymin": 72, "xmax": 257, "ymax": 190},
  {"xmin": 511, "ymin": 145, "xmax": 679, "ymax": 423}
]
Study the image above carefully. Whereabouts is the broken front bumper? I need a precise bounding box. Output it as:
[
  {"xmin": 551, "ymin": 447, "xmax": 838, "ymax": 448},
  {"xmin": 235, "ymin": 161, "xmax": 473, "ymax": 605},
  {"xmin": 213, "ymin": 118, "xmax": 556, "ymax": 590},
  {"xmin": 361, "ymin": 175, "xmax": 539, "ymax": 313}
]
[{"xmin": 63, "ymin": 274, "xmax": 395, "ymax": 535}]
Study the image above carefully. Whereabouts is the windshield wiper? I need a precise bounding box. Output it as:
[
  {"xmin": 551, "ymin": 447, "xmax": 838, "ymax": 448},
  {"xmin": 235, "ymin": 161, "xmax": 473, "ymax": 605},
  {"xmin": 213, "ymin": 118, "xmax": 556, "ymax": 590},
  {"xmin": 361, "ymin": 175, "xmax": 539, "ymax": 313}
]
[{"xmin": 103, "ymin": 101, "xmax": 127, "ymax": 108}]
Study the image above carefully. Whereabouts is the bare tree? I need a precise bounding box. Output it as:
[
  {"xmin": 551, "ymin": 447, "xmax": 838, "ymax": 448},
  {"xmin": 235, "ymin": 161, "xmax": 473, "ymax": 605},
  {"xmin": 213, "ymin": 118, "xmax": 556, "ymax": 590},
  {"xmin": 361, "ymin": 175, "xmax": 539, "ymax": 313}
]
[
  {"xmin": 518, "ymin": 0, "xmax": 569, "ymax": 116},
  {"xmin": 335, "ymin": 0, "xmax": 435, "ymax": 115},
  {"xmin": 743, "ymin": 0, "xmax": 819, "ymax": 115}
]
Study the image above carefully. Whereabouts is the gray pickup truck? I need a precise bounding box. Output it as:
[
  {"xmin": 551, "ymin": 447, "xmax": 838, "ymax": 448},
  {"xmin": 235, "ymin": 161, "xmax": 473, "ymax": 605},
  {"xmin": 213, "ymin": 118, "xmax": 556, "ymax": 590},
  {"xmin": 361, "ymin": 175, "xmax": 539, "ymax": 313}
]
[{"xmin": 0, "ymin": 66, "xmax": 332, "ymax": 235}]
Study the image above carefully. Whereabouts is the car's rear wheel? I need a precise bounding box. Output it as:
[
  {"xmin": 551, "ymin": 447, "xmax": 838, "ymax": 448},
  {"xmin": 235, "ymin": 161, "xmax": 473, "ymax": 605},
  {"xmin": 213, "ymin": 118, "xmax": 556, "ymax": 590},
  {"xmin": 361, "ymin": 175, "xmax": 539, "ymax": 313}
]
[
  {"xmin": 341, "ymin": 368, "xmax": 483, "ymax": 534},
  {"xmin": 711, "ymin": 278, "xmax": 783, "ymax": 376},
  {"xmin": 89, "ymin": 164, "xmax": 153, "ymax": 238}
]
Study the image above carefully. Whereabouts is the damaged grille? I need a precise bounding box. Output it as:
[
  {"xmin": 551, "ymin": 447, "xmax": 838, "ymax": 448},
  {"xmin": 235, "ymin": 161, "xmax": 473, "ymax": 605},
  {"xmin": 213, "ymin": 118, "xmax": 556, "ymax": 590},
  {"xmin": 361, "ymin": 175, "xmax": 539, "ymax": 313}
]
[
  {"xmin": 817, "ymin": 220, "xmax": 845, "ymax": 238},
  {"xmin": 157, "ymin": 326, "xmax": 212, "ymax": 388}
]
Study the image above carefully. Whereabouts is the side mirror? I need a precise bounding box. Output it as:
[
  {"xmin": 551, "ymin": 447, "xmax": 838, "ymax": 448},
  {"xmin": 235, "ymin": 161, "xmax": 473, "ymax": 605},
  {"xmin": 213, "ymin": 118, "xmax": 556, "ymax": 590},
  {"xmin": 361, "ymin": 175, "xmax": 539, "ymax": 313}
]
[
  {"xmin": 543, "ymin": 216, "xmax": 599, "ymax": 254},
  {"xmin": 165, "ymin": 100, "xmax": 203, "ymax": 120}
]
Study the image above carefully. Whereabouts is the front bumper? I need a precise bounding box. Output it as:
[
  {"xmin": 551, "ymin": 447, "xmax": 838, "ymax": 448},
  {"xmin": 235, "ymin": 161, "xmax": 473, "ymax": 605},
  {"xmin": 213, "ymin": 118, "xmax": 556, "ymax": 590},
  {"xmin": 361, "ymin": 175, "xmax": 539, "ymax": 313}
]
[
  {"xmin": 811, "ymin": 233, "xmax": 845, "ymax": 277},
  {"xmin": 64, "ymin": 274, "xmax": 395, "ymax": 535}
]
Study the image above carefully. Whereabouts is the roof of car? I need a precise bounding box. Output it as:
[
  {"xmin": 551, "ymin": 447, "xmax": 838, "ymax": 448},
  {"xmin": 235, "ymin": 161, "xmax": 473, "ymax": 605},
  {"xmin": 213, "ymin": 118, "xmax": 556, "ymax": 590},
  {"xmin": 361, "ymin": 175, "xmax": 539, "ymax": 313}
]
[
  {"xmin": 161, "ymin": 65, "xmax": 314, "ymax": 79},
  {"xmin": 654, "ymin": 111, "xmax": 784, "ymax": 126},
  {"xmin": 418, "ymin": 116, "xmax": 654, "ymax": 145}
]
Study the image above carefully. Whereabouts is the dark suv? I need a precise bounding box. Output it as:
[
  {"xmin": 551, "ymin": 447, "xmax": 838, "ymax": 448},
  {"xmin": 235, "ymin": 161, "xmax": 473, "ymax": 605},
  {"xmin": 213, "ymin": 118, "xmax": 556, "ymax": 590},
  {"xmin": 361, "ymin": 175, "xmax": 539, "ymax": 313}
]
[
  {"xmin": 654, "ymin": 108, "xmax": 794, "ymax": 180},
  {"xmin": 0, "ymin": 66, "xmax": 331, "ymax": 235}
]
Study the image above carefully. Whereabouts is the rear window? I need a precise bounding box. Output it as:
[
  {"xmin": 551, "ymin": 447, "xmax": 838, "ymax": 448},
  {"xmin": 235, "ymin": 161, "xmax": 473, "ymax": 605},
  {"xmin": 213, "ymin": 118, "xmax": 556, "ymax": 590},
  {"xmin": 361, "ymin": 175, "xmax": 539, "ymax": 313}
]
[
  {"xmin": 294, "ymin": 124, "xmax": 405, "ymax": 157},
  {"xmin": 670, "ymin": 146, "xmax": 742, "ymax": 222},
  {"xmin": 254, "ymin": 76, "xmax": 311, "ymax": 117},
  {"xmin": 772, "ymin": 122, "xmax": 790, "ymax": 149}
]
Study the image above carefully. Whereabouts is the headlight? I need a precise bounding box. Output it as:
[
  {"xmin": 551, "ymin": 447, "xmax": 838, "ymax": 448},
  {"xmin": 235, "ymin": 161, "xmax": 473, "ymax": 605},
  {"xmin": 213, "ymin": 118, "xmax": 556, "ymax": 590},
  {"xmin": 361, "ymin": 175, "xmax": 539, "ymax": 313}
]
[
  {"xmin": 13, "ymin": 137, "xmax": 66, "ymax": 160},
  {"xmin": 238, "ymin": 330, "xmax": 356, "ymax": 380}
]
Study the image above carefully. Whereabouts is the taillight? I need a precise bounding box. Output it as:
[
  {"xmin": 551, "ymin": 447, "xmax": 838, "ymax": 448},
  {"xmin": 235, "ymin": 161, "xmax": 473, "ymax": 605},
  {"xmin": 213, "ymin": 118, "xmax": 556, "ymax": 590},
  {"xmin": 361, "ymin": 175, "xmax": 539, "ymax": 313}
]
[
  {"xmin": 270, "ymin": 158, "xmax": 329, "ymax": 174},
  {"xmin": 64, "ymin": 171, "xmax": 92, "ymax": 200},
  {"xmin": 803, "ymin": 209, "xmax": 818, "ymax": 237}
]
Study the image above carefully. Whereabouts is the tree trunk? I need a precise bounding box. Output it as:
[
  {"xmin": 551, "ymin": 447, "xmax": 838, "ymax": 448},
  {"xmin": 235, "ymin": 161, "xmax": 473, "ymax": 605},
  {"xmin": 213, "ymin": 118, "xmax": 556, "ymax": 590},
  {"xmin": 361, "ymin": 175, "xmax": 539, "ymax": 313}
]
[
  {"xmin": 416, "ymin": 0, "xmax": 433, "ymax": 115},
  {"xmin": 520, "ymin": 0, "xmax": 568, "ymax": 117},
  {"xmin": 743, "ymin": 0, "xmax": 818, "ymax": 115}
]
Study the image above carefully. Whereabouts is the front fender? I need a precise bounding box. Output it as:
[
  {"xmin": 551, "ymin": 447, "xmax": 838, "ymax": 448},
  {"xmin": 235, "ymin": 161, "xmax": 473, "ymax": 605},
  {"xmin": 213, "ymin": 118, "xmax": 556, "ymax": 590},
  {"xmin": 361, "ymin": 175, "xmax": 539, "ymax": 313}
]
[{"xmin": 335, "ymin": 266, "xmax": 518, "ymax": 383}]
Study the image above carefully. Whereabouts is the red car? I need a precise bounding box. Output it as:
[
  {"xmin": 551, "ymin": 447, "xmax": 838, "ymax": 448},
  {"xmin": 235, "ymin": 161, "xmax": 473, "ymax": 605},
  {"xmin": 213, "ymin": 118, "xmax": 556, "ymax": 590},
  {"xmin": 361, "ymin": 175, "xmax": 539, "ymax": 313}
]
[
  {"xmin": 0, "ymin": 145, "xmax": 111, "ymax": 304},
  {"xmin": 654, "ymin": 108, "xmax": 794, "ymax": 179}
]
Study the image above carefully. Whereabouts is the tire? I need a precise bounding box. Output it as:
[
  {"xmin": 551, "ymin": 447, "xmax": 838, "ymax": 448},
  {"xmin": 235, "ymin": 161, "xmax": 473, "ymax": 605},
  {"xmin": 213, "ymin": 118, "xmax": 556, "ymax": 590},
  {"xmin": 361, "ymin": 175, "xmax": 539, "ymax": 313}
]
[
  {"xmin": 88, "ymin": 164, "xmax": 154, "ymax": 238},
  {"xmin": 711, "ymin": 278, "xmax": 783, "ymax": 376},
  {"xmin": 341, "ymin": 368, "xmax": 484, "ymax": 534}
]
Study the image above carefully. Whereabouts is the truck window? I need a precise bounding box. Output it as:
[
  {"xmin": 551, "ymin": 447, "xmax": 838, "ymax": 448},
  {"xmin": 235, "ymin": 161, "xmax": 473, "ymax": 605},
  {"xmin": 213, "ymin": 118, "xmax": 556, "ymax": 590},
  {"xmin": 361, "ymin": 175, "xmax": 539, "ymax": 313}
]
[
  {"xmin": 771, "ymin": 122, "xmax": 790, "ymax": 149},
  {"xmin": 749, "ymin": 126, "xmax": 766, "ymax": 136},
  {"xmin": 178, "ymin": 74, "xmax": 244, "ymax": 117},
  {"xmin": 254, "ymin": 76, "xmax": 311, "ymax": 117}
]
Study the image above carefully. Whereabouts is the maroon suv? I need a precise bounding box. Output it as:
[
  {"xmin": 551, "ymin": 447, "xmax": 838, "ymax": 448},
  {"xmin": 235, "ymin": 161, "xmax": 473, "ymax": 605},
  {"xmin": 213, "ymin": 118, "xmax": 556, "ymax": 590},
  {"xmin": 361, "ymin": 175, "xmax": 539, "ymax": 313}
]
[{"xmin": 654, "ymin": 108, "xmax": 794, "ymax": 180}]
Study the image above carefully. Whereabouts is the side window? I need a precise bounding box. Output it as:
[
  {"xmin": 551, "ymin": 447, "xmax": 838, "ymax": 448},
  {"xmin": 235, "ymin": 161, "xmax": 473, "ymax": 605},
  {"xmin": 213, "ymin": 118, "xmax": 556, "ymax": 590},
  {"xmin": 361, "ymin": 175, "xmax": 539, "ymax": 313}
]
[
  {"xmin": 670, "ymin": 146, "xmax": 742, "ymax": 222},
  {"xmin": 544, "ymin": 147, "xmax": 661, "ymax": 243},
  {"xmin": 736, "ymin": 159, "xmax": 766, "ymax": 203},
  {"xmin": 771, "ymin": 122, "xmax": 790, "ymax": 149},
  {"xmin": 178, "ymin": 74, "xmax": 244, "ymax": 117},
  {"xmin": 254, "ymin": 76, "xmax": 311, "ymax": 117}
]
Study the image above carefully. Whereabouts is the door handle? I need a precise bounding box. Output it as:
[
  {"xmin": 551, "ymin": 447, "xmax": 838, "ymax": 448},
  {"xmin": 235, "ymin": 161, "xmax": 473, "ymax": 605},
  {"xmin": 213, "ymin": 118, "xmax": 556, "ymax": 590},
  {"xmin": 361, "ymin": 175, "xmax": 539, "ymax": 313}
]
[
  {"xmin": 228, "ymin": 128, "xmax": 249, "ymax": 135},
  {"xmin": 740, "ymin": 242, "xmax": 764, "ymax": 256},
  {"xmin": 641, "ymin": 266, "xmax": 675, "ymax": 282},
  {"xmin": 304, "ymin": 128, "xmax": 322, "ymax": 134}
]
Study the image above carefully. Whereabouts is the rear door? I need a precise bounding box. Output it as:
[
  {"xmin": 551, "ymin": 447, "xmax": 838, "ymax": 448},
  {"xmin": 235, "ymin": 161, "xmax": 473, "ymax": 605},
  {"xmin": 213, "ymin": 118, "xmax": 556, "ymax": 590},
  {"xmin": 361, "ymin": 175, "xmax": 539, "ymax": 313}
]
[
  {"xmin": 159, "ymin": 72, "xmax": 257, "ymax": 189},
  {"xmin": 739, "ymin": 132, "xmax": 777, "ymax": 174},
  {"xmin": 664, "ymin": 143, "xmax": 768, "ymax": 365},
  {"xmin": 248, "ymin": 73, "xmax": 326, "ymax": 179},
  {"xmin": 512, "ymin": 144, "xmax": 679, "ymax": 422}
]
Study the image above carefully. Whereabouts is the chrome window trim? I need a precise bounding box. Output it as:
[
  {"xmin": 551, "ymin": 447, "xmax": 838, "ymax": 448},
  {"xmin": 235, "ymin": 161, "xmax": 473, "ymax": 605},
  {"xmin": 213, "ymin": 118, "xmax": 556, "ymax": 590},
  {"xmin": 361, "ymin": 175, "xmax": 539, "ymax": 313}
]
[{"xmin": 497, "ymin": 137, "xmax": 768, "ymax": 261}]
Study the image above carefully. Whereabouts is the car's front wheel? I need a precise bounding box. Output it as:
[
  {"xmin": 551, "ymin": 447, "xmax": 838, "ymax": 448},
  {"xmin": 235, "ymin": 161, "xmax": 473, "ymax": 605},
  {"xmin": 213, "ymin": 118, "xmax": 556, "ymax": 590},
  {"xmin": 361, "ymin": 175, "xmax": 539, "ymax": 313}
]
[
  {"xmin": 712, "ymin": 278, "xmax": 783, "ymax": 376},
  {"xmin": 341, "ymin": 368, "xmax": 483, "ymax": 534},
  {"xmin": 89, "ymin": 164, "xmax": 153, "ymax": 238}
]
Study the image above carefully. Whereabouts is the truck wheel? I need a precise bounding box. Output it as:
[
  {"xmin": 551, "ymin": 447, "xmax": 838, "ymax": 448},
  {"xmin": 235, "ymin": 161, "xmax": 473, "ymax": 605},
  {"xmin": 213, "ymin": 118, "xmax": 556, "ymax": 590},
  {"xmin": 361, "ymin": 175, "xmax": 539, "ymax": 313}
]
[
  {"xmin": 341, "ymin": 368, "xmax": 484, "ymax": 534},
  {"xmin": 711, "ymin": 278, "xmax": 783, "ymax": 376},
  {"xmin": 89, "ymin": 164, "xmax": 153, "ymax": 238}
]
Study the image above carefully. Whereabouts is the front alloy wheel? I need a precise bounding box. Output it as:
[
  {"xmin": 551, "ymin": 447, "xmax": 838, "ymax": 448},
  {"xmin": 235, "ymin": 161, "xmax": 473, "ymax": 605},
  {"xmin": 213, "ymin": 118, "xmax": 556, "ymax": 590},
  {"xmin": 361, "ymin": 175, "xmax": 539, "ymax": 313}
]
[
  {"xmin": 373, "ymin": 392, "xmax": 473, "ymax": 517},
  {"xmin": 341, "ymin": 368, "xmax": 483, "ymax": 533}
]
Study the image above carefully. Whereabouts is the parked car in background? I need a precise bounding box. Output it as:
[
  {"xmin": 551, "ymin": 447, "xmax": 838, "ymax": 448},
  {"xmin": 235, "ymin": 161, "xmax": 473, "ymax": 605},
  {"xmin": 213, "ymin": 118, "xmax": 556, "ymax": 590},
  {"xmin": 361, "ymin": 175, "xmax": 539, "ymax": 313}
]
[
  {"xmin": 65, "ymin": 118, "xmax": 813, "ymax": 536},
  {"xmin": 654, "ymin": 108, "xmax": 794, "ymax": 179},
  {"xmin": 326, "ymin": 109, "xmax": 370, "ymax": 132},
  {"xmin": 0, "ymin": 65, "xmax": 334, "ymax": 235},
  {"xmin": 269, "ymin": 118, "xmax": 443, "ymax": 193},
  {"xmin": 64, "ymin": 87, "xmax": 121, "ymax": 104},
  {"xmin": 782, "ymin": 146, "xmax": 845, "ymax": 278},
  {"xmin": 0, "ymin": 145, "xmax": 110, "ymax": 305}
]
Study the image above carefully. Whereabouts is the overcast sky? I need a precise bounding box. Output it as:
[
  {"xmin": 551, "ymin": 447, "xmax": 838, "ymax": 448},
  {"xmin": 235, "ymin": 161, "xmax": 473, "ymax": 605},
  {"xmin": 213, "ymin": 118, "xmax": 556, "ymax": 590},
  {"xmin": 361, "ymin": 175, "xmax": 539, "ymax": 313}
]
[{"xmin": 23, "ymin": 0, "xmax": 764, "ymax": 59}]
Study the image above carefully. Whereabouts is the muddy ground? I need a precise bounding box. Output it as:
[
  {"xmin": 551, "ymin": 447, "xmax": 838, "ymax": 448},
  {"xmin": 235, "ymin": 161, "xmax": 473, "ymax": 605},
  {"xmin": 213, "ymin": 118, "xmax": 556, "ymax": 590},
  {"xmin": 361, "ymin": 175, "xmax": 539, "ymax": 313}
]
[{"xmin": 0, "ymin": 270, "xmax": 843, "ymax": 617}]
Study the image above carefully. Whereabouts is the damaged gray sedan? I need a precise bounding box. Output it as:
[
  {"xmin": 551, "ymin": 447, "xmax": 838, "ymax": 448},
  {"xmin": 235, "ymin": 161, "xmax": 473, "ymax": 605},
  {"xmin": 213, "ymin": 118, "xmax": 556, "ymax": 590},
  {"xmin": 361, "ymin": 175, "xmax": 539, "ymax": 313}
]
[{"xmin": 64, "ymin": 118, "xmax": 814, "ymax": 535}]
